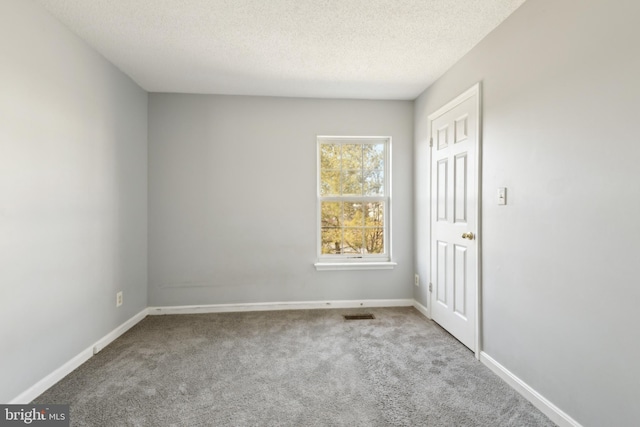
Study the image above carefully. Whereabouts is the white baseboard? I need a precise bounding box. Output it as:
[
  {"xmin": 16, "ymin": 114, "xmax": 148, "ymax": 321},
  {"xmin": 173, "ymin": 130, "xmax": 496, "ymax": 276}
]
[
  {"xmin": 10, "ymin": 300, "xmax": 579, "ymax": 427},
  {"xmin": 10, "ymin": 308, "xmax": 148, "ymax": 404},
  {"xmin": 412, "ymin": 300, "xmax": 430, "ymax": 319},
  {"xmin": 148, "ymin": 299, "xmax": 415, "ymax": 315},
  {"xmin": 9, "ymin": 347, "xmax": 94, "ymax": 404},
  {"xmin": 480, "ymin": 352, "xmax": 582, "ymax": 427},
  {"xmin": 93, "ymin": 309, "xmax": 149, "ymax": 354}
]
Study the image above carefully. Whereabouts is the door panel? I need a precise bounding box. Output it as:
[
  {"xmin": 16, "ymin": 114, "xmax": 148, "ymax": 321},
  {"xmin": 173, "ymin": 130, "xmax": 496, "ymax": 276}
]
[
  {"xmin": 437, "ymin": 125, "xmax": 449, "ymax": 149},
  {"xmin": 454, "ymin": 153, "xmax": 467, "ymax": 223},
  {"xmin": 430, "ymin": 85, "xmax": 480, "ymax": 352},
  {"xmin": 436, "ymin": 241, "xmax": 448, "ymax": 306},
  {"xmin": 455, "ymin": 114, "xmax": 468, "ymax": 143},
  {"xmin": 453, "ymin": 244, "xmax": 467, "ymax": 318},
  {"xmin": 437, "ymin": 159, "xmax": 448, "ymax": 221}
]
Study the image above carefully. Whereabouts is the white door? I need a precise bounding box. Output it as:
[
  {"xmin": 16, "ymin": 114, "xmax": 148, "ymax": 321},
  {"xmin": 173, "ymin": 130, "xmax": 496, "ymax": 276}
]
[{"xmin": 429, "ymin": 84, "xmax": 480, "ymax": 353}]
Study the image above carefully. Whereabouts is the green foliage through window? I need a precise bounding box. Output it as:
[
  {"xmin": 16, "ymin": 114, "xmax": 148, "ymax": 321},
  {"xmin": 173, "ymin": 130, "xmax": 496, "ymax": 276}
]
[{"xmin": 318, "ymin": 138, "xmax": 389, "ymax": 258}]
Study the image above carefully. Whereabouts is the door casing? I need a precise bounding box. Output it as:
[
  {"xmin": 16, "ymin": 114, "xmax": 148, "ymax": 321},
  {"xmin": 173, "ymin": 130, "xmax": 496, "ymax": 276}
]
[{"xmin": 428, "ymin": 82, "xmax": 482, "ymax": 359}]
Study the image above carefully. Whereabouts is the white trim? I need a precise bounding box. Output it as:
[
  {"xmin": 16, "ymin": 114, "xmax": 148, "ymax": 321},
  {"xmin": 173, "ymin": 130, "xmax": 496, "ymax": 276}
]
[
  {"xmin": 8, "ymin": 301, "xmax": 580, "ymax": 427},
  {"xmin": 314, "ymin": 261, "xmax": 397, "ymax": 271},
  {"xmin": 317, "ymin": 135, "xmax": 391, "ymax": 141},
  {"xmin": 412, "ymin": 300, "xmax": 430, "ymax": 319},
  {"xmin": 427, "ymin": 82, "xmax": 482, "ymax": 359},
  {"xmin": 316, "ymin": 135, "xmax": 392, "ymax": 263},
  {"xmin": 9, "ymin": 308, "xmax": 148, "ymax": 404},
  {"xmin": 92, "ymin": 309, "xmax": 149, "ymax": 354},
  {"xmin": 474, "ymin": 82, "xmax": 484, "ymax": 360},
  {"xmin": 148, "ymin": 299, "xmax": 414, "ymax": 315},
  {"xmin": 480, "ymin": 352, "xmax": 583, "ymax": 427},
  {"xmin": 9, "ymin": 347, "xmax": 93, "ymax": 404},
  {"xmin": 475, "ymin": 83, "xmax": 483, "ymax": 358},
  {"xmin": 428, "ymin": 83, "xmax": 481, "ymax": 119}
]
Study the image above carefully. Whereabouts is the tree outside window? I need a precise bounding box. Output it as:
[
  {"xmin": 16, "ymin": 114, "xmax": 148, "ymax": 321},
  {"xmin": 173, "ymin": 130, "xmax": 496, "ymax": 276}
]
[{"xmin": 317, "ymin": 137, "xmax": 390, "ymax": 261}]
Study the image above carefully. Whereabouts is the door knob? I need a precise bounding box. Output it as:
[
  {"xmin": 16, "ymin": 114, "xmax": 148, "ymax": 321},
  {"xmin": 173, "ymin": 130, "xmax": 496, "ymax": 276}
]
[{"xmin": 462, "ymin": 232, "xmax": 475, "ymax": 240}]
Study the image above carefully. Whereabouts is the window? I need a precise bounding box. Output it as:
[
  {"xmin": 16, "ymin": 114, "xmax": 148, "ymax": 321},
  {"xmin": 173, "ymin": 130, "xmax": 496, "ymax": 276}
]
[{"xmin": 315, "ymin": 136, "xmax": 395, "ymax": 270}]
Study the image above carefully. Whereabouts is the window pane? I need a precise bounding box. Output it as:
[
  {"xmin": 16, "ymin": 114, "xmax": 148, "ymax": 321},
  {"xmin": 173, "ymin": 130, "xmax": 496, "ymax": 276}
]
[
  {"xmin": 365, "ymin": 228, "xmax": 384, "ymax": 254},
  {"xmin": 343, "ymin": 202, "xmax": 363, "ymax": 227},
  {"xmin": 321, "ymin": 228, "xmax": 342, "ymax": 254},
  {"xmin": 320, "ymin": 144, "xmax": 340, "ymax": 170},
  {"xmin": 341, "ymin": 144, "xmax": 362, "ymax": 169},
  {"xmin": 363, "ymin": 143, "xmax": 384, "ymax": 170},
  {"xmin": 341, "ymin": 170, "xmax": 362, "ymax": 195},
  {"xmin": 320, "ymin": 170, "xmax": 340, "ymax": 196},
  {"xmin": 363, "ymin": 170, "xmax": 384, "ymax": 196},
  {"xmin": 365, "ymin": 202, "xmax": 384, "ymax": 227},
  {"xmin": 318, "ymin": 137, "xmax": 389, "ymax": 260},
  {"xmin": 321, "ymin": 202, "xmax": 341, "ymax": 228},
  {"xmin": 343, "ymin": 228, "xmax": 364, "ymax": 254}
]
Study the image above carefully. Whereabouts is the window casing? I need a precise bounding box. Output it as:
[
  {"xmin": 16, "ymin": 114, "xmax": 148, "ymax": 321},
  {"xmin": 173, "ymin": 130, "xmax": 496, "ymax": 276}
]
[{"xmin": 316, "ymin": 136, "xmax": 393, "ymax": 269}]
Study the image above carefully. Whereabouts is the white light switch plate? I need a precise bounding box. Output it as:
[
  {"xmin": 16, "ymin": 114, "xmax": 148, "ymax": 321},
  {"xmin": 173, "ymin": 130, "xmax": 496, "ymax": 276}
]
[{"xmin": 497, "ymin": 187, "xmax": 507, "ymax": 205}]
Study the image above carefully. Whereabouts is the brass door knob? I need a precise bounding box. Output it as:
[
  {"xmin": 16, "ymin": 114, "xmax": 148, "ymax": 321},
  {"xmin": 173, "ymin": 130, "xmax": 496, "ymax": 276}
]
[{"xmin": 462, "ymin": 232, "xmax": 475, "ymax": 240}]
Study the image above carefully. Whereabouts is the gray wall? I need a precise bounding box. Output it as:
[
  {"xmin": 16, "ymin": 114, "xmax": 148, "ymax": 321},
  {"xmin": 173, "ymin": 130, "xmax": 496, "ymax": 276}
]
[
  {"xmin": 0, "ymin": 0, "xmax": 148, "ymax": 402},
  {"xmin": 414, "ymin": 0, "xmax": 639, "ymax": 425},
  {"xmin": 148, "ymin": 94, "xmax": 413, "ymax": 306}
]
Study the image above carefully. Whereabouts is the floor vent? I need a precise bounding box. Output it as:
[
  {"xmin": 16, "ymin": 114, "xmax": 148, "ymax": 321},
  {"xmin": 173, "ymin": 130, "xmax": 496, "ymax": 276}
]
[{"xmin": 343, "ymin": 314, "xmax": 375, "ymax": 320}]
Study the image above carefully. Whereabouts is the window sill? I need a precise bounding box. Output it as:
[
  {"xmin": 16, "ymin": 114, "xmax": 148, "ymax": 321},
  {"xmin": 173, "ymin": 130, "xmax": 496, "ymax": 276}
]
[{"xmin": 314, "ymin": 261, "xmax": 397, "ymax": 271}]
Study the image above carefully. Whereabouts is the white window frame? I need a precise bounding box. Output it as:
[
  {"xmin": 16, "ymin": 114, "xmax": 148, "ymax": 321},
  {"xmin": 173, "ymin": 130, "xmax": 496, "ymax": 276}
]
[{"xmin": 314, "ymin": 136, "xmax": 396, "ymax": 271}]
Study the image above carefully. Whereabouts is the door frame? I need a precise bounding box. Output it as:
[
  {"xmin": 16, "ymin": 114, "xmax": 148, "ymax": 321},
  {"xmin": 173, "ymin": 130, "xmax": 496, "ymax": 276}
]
[{"xmin": 428, "ymin": 82, "xmax": 483, "ymax": 359}]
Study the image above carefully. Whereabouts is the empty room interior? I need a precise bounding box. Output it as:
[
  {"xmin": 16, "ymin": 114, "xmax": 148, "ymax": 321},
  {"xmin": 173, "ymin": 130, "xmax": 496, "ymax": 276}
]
[{"xmin": 1, "ymin": 0, "xmax": 638, "ymax": 426}]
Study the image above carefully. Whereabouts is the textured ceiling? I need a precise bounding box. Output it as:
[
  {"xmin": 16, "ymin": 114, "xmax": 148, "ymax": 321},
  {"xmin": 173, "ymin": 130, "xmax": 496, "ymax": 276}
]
[{"xmin": 35, "ymin": 0, "xmax": 526, "ymax": 100}]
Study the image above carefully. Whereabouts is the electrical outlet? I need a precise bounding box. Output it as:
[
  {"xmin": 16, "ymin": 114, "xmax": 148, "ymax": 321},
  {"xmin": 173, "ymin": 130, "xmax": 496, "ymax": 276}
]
[
  {"xmin": 414, "ymin": 274, "xmax": 420, "ymax": 287},
  {"xmin": 116, "ymin": 291, "xmax": 123, "ymax": 307}
]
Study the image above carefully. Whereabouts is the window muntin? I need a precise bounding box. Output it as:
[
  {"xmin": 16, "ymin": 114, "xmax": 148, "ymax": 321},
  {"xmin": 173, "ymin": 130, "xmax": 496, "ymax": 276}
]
[{"xmin": 317, "ymin": 137, "xmax": 390, "ymax": 262}]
